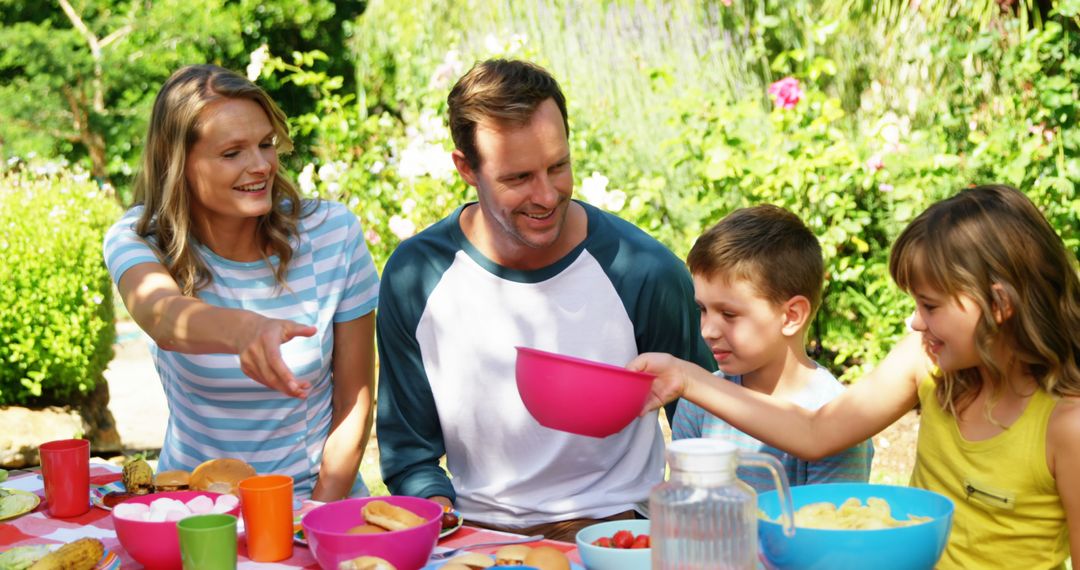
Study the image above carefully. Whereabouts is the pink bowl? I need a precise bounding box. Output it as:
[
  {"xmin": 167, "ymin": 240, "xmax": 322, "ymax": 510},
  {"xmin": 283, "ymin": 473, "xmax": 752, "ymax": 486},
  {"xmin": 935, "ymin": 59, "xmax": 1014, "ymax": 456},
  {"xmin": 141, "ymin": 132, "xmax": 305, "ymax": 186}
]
[
  {"xmin": 515, "ymin": 346, "xmax": 655, "ymax": 438},
  {"xmin": 301, "ymin": 496, "xmax": 443, "ymax": 570},
  {"xmin": 112, "ymin": 490, "xmax": 240, "ymax": 570}
]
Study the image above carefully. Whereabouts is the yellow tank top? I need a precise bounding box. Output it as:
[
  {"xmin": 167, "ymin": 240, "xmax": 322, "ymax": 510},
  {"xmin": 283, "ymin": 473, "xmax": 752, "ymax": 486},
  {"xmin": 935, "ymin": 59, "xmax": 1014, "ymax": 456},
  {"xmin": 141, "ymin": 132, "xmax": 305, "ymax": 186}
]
[{"xmin": 910, "ymin": 375, "xmax": 1068, "ymax": 569}]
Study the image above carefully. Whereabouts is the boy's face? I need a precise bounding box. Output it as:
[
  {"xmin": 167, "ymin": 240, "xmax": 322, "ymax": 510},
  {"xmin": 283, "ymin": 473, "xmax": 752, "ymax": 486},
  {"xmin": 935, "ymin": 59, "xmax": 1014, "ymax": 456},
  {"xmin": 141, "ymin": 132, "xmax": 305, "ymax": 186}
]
[{"xmin": 693, "ymin": 273, "xmax": 789, "ymax": 376}]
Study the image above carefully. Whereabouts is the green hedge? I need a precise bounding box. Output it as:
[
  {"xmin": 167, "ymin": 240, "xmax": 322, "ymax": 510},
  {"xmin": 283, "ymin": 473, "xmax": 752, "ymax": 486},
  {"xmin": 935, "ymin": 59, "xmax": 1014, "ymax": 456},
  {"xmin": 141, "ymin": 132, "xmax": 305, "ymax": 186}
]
[{"xmin": 0, "ymin": 168, "xmax": 121, "ymax": 405}]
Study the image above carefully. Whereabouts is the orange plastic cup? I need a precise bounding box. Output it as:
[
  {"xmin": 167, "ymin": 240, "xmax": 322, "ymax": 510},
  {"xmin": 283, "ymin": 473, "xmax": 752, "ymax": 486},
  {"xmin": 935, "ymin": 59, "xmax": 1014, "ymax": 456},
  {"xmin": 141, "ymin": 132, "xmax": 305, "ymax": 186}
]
[{"xmin": 238, "ymin": 474, "xmax": 293, "ymax": 562}]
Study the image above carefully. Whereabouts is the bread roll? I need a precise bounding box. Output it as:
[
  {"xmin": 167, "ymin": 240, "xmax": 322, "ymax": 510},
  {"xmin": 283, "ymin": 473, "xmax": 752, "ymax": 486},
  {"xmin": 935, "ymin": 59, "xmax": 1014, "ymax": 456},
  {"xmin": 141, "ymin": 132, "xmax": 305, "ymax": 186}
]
[
  {"xmin": 493, "ymin": 544, "xmax": 531, "ymax": 565},
  {"xmin": 447, "ymin": 553, "xmax": 495, "ymax": 568},
  {"xmin": 347, "ymin": 524, "xmax": 387, "ymax": 534},
  {"xmin": 337, "ymin": 556, "xmax": 397, "ymax": 570},
  {"xmin": 189, "ymin": 458, "xmax": 256, "ymax": 496},
  {"xmin": 153, "ymin": 470, "xmax": 191, "ymax": 492},
  {"xmin": 361, "ymin": 500, "xmax": 427, "ymax": 531},
  {"xmin": 523, "ymin": 546, "xmax": 571, "ymax": 570}
]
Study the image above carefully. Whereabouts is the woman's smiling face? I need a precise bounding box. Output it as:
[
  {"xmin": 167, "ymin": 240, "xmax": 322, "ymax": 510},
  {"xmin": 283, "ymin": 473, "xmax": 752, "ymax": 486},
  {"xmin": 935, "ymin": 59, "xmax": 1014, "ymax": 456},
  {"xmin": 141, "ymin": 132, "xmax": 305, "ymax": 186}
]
[{"xmin": 184, "ymin": 97, "xmax": 278, "ymax": 229}]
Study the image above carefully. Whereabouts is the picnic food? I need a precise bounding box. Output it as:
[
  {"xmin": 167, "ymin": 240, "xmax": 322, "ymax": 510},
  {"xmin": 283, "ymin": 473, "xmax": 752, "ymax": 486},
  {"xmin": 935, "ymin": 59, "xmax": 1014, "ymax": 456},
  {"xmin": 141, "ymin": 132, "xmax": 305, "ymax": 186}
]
[
  {"xmin": 523, "ymin": 546, "xmax": 571, "ymax": 570},
  {"xmin": 773, "ymin": 497, "xmax": 932, "ymax": 530},
  {"xmin": 493, "ymin": 544, "xmax": 531, "ymax": 564},
  {"xmin": 122, "ymin": 457, "xmax": 154, "ymax": 494},
  {"xmin": 441, "ymin": 509, "xmax": 461, "ymax": 530},
  {"xmin": 24, "ymin": 538, "xmax": 104, "ymax": 570},
  {"xmin": 337, "ymin": 555, "xmax": 398, "ymax": 570},
  {"xmin": 0, "ymin": 545, "xmax": 52, "ymax": 570},
  {"xmin": 360, "ymin": 499, "xmax": 426, "ymax": 531},
  {"xmin": 346, "ymin": 523, "xmax": 387, "ymax": 534},
  {"xmin": 100, "ymin": 491, "xmax": 140, "ymax": 508},
  {"xmin": 0, "ymin": 489, "xmax": 38, "ymax": 519},
  {"xmin": 189, "ymin": 458, "xmax": 256, "ymax": 496},
  {"xmin": 153, "ymin": 469, "xmax": 190, "ymax": 492},
  {"xmin": 446, "ymin": 553, "xmax": 494, "ymax": 568},
  {"xmin": 590, "ymin": 529, "xmax": 650, "ymax": 548}
]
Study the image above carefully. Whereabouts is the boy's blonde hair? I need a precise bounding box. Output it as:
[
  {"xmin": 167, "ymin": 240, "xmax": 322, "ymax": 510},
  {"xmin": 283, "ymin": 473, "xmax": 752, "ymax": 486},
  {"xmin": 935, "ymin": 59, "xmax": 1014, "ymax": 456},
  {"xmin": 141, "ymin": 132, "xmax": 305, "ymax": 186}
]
[
  {"xmin": 890, "ymin": 184, "xmax": 1080, "ymax": 417},
  {"xmin": 687, "ymin": 204, "xmax": 824, "ymax": 321},
  {"xmin": 133, "ymin": 64, "xmax": 305, "ymax": 296}
]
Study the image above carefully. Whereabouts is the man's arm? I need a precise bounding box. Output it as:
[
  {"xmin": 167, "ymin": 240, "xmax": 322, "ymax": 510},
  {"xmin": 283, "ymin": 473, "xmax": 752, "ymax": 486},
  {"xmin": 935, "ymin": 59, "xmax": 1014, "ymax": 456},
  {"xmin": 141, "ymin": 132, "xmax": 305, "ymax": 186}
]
[{"xmin": 375, "ymin": 256, "xmax": 455, "ymax": 503}]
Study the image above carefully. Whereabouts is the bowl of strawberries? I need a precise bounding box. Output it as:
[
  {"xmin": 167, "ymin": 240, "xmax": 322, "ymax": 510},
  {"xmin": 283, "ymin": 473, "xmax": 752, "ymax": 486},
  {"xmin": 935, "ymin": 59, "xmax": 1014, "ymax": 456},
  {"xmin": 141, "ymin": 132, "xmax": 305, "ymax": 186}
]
[{"xmin": 575, "ymin": 519, "xmax": 650, "ymax": 570}]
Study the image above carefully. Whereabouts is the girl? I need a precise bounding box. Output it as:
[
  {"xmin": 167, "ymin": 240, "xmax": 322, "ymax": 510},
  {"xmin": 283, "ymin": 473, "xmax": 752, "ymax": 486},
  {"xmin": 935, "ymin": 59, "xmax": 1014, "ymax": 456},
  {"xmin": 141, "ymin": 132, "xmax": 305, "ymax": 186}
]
[
  {"xmin": 103, "ymin": 65, "xmax": 379, "ymax": 500},
  {"xmin": 631, "ymin": 184, "xmax": 1079, "ymax": 569}
]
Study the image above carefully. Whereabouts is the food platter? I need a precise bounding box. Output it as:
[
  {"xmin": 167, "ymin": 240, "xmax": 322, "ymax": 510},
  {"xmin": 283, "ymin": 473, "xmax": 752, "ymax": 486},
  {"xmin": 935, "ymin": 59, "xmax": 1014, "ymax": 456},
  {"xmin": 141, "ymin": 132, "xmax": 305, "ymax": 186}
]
[
  {"xmin": 0, "ymin": 488, "xmax": 41, "ymax": 521},
  {"xmin": 0, "ymin": 544, "xmax": 120, "ymax": 569}
]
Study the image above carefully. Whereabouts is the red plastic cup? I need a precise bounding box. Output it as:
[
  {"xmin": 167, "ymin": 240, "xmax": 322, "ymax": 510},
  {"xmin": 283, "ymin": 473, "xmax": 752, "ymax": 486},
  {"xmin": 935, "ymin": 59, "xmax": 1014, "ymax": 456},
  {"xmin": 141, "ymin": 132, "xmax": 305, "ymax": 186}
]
[
  {"xmin": 238, "ymin": 474, "xmax": 293, "ymax": 562},
  {"xmin": 39, "ymin": 438, "xmax": 90, "ymax": 518}
]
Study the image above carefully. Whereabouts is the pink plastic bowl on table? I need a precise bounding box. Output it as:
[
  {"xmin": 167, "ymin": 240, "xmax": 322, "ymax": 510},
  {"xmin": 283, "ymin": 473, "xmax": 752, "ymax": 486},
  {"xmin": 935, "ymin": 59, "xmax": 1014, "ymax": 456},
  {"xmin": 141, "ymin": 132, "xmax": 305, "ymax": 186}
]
[
  {"xmin": 301, "ymin": 496, "xmax": 443, "ymax": 570},
  {"xmin": 112, "ymin": 490, "xmax": 240, "ymax": 570},
  {"xmin": 515, "ymin": 346, "xmax": 656, "ymax": 438}
]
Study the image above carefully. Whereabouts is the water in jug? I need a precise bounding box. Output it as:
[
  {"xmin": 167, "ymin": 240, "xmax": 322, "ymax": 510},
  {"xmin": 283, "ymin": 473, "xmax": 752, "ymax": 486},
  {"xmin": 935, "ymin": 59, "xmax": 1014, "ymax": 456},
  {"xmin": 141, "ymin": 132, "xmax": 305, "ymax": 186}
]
[{"xmin": 650, "ymin": 438, "xmax": 795, "ymax": 569}]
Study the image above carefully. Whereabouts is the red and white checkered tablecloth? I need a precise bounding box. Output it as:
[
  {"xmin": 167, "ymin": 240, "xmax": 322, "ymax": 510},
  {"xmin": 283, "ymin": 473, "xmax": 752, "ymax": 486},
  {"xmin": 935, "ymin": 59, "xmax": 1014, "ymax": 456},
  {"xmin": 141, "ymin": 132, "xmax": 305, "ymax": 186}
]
[{"xmin": 0, "ymin": 464, "xmax": 581, "ymax": 568}]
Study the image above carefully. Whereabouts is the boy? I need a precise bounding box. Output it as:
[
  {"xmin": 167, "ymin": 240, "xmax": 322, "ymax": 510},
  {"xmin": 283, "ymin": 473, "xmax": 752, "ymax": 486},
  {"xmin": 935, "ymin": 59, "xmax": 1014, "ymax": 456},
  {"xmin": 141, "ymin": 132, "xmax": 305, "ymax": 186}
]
[{"xmin": 671, "ymin": 204, "xmax": 873, "ymax": 491}]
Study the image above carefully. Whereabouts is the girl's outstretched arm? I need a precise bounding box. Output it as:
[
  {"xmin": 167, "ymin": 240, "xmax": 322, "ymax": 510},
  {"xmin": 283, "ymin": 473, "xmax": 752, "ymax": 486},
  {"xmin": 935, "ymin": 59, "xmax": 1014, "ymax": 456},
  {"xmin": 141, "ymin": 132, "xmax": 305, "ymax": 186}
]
[
  {"xmin": 1048, "ymin": 398, "xmax": 1080, "ymax": 558},
  {"xmin": 631, "ymin": 333, "xmax": 932, "ymax": 460}
]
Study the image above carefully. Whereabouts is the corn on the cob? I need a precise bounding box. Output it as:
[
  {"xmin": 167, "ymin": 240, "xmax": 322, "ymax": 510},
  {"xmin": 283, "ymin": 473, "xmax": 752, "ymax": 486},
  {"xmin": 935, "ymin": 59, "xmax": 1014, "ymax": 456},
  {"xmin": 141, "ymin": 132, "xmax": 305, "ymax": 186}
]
[{"xmin": 27, "ymin": 538, "xmax": 104, "ymax": 570}]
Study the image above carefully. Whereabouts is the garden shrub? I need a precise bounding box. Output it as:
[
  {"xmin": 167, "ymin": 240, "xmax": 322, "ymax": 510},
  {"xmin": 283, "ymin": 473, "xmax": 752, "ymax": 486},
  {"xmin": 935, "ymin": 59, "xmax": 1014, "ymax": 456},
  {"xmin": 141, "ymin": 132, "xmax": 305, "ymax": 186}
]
[{"xmin": 0, "ymin": 167, "xmax": 120, "ymax": 405}]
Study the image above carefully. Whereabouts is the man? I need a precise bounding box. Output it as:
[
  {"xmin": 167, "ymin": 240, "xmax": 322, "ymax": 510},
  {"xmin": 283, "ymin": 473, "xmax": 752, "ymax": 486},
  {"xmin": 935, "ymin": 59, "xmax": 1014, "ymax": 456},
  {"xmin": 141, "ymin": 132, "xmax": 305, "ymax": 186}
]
[{"xmin": 376, "ymin": 59, "xmax": 714, "ymax": 542}]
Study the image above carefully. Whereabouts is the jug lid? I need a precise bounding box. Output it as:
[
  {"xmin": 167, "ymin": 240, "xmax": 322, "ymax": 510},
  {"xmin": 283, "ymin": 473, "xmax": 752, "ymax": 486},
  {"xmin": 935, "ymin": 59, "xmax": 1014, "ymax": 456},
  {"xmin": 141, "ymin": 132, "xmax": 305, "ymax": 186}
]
[{"xmin": 666, "ymin": 438, "xmax": 739, "ymax": 473}]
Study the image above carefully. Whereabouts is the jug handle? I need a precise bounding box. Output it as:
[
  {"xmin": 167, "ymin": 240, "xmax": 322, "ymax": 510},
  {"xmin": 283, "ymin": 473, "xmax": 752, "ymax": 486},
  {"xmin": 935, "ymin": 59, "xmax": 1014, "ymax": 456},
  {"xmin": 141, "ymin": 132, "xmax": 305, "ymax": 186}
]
[{"xmin": 740, "ymin": 452, "xmax": 796, "ymax": 537}]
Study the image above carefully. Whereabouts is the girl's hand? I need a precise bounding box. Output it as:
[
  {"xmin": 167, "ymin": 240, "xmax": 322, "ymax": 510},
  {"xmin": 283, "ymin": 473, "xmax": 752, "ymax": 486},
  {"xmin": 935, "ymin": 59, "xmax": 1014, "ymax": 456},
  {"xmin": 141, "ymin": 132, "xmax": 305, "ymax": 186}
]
[
  {"xmin": 628, "ymin": 352, "xmax": 694, "ymax": 415},
  {"xmin": 237, "ymin": 317, "xmax": 317, "ymax": 398}
]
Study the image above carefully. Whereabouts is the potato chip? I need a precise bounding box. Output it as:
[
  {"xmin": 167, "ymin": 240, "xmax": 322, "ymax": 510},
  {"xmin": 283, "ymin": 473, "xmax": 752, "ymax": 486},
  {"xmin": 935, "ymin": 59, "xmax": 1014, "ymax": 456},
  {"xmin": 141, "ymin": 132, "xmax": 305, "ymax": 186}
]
[{"xmin": 766, "ymin": 496, "xmax": 931, "ymax": 530}]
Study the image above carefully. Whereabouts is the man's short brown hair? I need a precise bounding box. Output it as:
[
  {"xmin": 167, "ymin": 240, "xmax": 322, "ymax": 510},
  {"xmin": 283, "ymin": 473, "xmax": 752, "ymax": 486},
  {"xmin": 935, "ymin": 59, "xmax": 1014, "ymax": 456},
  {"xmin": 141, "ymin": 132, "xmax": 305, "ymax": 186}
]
[
  {"xmin": 447, "ymin": 59, "xmax": 569, "ymax": 170},
  {"xmin": 687, "ymin": 205, "xmax": 824, "ymax": 315}
]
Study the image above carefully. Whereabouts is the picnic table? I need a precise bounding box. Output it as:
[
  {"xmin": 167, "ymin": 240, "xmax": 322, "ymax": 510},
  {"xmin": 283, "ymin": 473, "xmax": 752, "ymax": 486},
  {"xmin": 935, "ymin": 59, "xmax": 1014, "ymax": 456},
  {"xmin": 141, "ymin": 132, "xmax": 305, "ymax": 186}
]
[{"xmin": 0, "ymin": 464, "xmax": 582, "ymax": 568}]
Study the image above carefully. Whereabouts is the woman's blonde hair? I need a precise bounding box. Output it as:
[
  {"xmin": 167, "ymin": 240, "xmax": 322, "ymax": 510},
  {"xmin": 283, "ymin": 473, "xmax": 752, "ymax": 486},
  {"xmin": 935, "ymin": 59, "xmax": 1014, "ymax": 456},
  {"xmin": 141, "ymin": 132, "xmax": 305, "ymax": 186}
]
[
  {"xmin": 133, "ymin": 64, "xmax": 305, "ymax": 295},
  {"xmin": 890, "ymin": 184, "xmax": 1080, "ymax": 417}
]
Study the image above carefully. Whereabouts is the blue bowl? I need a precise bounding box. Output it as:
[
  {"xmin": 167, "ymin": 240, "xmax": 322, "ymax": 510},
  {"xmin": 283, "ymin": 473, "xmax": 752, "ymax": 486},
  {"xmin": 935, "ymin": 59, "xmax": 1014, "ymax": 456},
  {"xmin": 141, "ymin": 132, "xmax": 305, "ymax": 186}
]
[
  {"xmin": 575, "ymin": 519, "xmax": 651, "ymax": 570},
  {"xmin": 757, "ymin": 483, "xmax": 954, "ymax": 570}
]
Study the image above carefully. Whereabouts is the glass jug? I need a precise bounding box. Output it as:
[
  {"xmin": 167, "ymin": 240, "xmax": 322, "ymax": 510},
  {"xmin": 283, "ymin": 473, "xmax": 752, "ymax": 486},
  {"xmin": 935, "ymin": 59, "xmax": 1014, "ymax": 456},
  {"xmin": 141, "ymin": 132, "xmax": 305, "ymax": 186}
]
[{"xmin": 649, "ymin": 438, "xmax": 795, "ymax": 569}]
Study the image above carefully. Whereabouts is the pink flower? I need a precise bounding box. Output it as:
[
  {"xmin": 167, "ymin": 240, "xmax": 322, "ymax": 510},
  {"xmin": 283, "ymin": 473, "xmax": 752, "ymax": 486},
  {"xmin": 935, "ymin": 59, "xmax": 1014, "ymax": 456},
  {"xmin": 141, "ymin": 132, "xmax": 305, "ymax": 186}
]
[
  {"xmin": 865, "ymin": 154, "xmax": 885, "ymax": 173},
  {"xmin": 768, "ymin": 77, "xmax": 803, "ymax": 110}
]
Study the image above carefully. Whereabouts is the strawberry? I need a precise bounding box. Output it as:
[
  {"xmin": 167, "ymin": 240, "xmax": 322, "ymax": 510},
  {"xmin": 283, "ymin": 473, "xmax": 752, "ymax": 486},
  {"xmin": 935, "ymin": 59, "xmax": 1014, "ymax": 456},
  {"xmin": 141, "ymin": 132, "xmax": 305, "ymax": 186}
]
[
  {"xmin": 612, "ymin": 529, "xmax": 634, "ymax": 549},
  {"xmin": 592, "ymin": 536, "xmax": 612, "ymax": 547},
  {"xmin": 631, "ymin": 534, "xmax": 650, "ymax": 548}
]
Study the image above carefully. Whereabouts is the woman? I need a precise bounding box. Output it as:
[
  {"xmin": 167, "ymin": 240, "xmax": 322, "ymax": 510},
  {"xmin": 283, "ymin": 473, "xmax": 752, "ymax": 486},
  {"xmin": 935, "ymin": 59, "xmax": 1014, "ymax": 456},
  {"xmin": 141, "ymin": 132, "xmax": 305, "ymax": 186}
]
[{"xmin": 103, "ymin": 64, "xmax": 379, "ymax": 500}]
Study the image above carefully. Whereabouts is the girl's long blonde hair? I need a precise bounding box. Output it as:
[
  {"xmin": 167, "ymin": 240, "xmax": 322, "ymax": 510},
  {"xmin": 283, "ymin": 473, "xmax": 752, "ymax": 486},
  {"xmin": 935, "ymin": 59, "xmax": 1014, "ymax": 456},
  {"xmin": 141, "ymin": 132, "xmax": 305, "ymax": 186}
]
[
  {"xmin": 889, "ymin": 184, "xmax": 1080, "ymax": 417},
  {"xmin": 133, "ymin": 64, "xmax": 305, "ymax": 295}
]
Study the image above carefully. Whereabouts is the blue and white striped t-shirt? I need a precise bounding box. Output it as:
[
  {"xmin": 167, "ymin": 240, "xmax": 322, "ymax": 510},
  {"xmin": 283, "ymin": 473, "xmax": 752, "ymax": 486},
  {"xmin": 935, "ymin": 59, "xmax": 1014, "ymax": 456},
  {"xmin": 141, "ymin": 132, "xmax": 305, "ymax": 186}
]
[
  {"xmin": 671, "ymin": 367, "xmax": 873, "ymax": 492},
  {"xmin": 103, "ymin": 200, "xmax": 379, "ymax": 498}
]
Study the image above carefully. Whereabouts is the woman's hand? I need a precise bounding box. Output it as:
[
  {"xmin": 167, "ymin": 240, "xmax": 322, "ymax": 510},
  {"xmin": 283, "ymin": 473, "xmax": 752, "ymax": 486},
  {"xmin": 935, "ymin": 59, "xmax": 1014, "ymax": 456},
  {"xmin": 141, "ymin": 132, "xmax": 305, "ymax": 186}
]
[
  {"xmin": 237, "ymin": 317, "xmax": 317, "ymax": 398},
  {"xmin": 627, "ymin": 352, "xmax": 695, "ymax": 415}
]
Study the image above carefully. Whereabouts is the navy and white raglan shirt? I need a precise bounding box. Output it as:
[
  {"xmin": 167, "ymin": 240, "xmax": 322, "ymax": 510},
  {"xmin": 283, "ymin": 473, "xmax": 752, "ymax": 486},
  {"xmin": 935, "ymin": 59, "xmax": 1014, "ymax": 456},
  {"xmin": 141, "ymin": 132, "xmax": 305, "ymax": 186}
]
[
  {"xmin": 103, "ymin": 200, "xmax": 379, "ymax": 499},
  {"xmin": 376, "ymin": 200, "xmax": 715, "ymax": 528}
]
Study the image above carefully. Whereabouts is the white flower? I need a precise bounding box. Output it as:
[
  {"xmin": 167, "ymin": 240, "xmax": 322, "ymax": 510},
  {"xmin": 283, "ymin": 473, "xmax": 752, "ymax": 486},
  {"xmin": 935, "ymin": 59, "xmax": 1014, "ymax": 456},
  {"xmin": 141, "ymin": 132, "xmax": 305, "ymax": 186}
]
[
  {"xmin": 484, "ymin": 34, "xmax": 502, "ymax": 54},
  {"xmin": 401, "ymin": 198, "xmax": 417, "ymax": 215},
  {"xmin": 604, "ymin": 189, "xmax": 626, "ymax": 212},
  {"xmin": 397, "ymin": 139, "xmax": 455, "ymax": 181},
  {"xmin": 370, "ymin": 160, "xmax": 385, "ymax": 175},
  {"xmin": 429, "ymin": 49, "xmax": 464, "ymax": 90},
  {"xmin": 579, "ymin": 172, "xmax": 610, "ymax": 205},
  {"xmin": 246, "ymin": 44, "xmax": 270, "ymax": 81},
  {"xmin": 318, "ymin": 161, "xmax": 346, "ymax": 184},
  {"xmin": 298, "ymin": 163, "xmax": 317, "ymax": 195},
  {"xmin": 389, "ymin": 215, "xmax": 416, "ymax": 240}
]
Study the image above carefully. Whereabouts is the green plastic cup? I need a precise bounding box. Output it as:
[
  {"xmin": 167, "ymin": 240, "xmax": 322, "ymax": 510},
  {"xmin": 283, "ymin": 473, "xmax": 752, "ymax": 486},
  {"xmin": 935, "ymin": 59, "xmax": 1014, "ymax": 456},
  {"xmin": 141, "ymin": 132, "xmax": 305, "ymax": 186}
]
[{"xmin": 177, "ymin": 513, "xmax": 238, "ymax": 570}]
